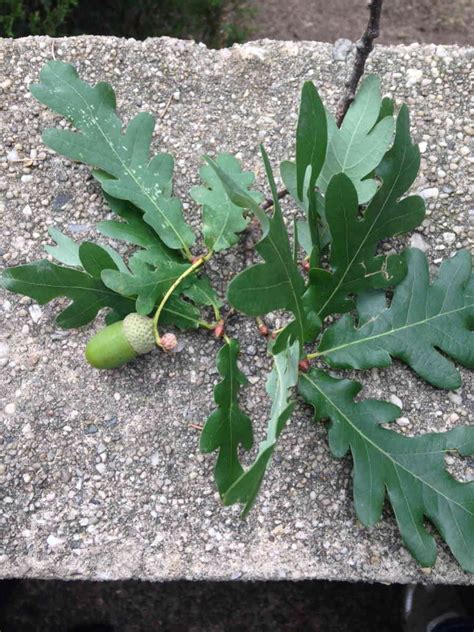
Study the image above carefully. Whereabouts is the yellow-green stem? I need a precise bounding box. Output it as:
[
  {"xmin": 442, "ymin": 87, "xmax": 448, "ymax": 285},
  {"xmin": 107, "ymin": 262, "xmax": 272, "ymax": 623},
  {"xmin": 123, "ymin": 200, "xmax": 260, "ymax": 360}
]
[
  {"xmin": 211, "ymin": 303, "xmax": 222, "ymax": 322},
  {"xmin": 198, "ymin": 319, "xmax": 217, "ymax": 330},
  {"xmin": 153, "ymin": 251, "xmax": 213, "ymax": 346},
  {"xmin": 306, "ymin": 350, "xmax": 323, "ymax": 360}
]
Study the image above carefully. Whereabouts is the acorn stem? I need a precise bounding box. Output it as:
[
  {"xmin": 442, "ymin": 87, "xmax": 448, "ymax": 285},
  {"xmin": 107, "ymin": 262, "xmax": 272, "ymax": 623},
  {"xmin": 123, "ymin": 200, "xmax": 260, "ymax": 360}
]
[{"xmin": 153, "ymin": 250, "xmax": 213, "ymax": 347}]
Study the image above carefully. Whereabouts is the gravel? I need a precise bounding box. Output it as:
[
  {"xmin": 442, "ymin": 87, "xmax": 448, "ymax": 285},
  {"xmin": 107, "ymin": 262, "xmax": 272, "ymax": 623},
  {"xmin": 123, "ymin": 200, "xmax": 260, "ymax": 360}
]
[{"xmin": 0, "ymin": 36, "xmax": 473, "ymax": 585}]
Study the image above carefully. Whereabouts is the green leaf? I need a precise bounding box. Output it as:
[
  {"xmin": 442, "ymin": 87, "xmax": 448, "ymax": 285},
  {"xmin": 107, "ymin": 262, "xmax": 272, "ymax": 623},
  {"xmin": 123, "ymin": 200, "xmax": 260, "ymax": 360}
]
[
  {"xmin": 204, "ymin": 155, "xmax": 263, "ymax": 219},
  {"xmin": 299, "ymin": 369, "xmax": 474, "ymax": 571},
  {"xmin": 223, "ymin": 341, "xmax": 300, "ymax": 516},
  {"xmin": 295, "ymin": 81, "xmax": 327, "ymax": 200},
  {"xmin": 183, "ymin": 276, "xmax": 222, "ymax": 311},
  {"xmin": 78, "ymin": 241, "xmax": 119, "ymax": 278},
  {"xmin": 211, "ymin": 147, "xmax": 318, "ymax": 353},
  {"xmin": 318, "ymin": 75, "xmax": 395, "ymax": 204},
  {"xmin": 318, "ymin": 248, "xmax": 474, "ymax": 390},
  {"xmin": 281, "ymin": 161, "xmax": 330, "ymax": 253},
  {"xmin": 295, "ymin": 219, "xmax": 312, "ymax": 256},
  {"xmin": 46, "ymin": 226, "xmax": 129, "ymax": 274},
  {"xmin": 160, "ymin": 296, "xmax": 202, "ymax": 330},
  {"xmin": 377, "ymin": 96, "xmax": 394, "ymax": 123},
  {"xmin": 101, "ymin": 256, "xmax": 191, "ymax": 316},
  {"xmin": 1, "ymin": 257, "xmax": 134, "ymax": 329},
  {"xmin": 305, "ymin": 106, "xmax": 425, "ymax": 319},
  {"xmin": 200, "ymin": 340, "xmax": 254, "ymax": 496},
  {"xmin": 190, "ymin": 153, "xmax": 261, "ymax": 252},
  {"xmin": 44, "ymin": 227, "xmax": 81, "ymax": 267},
  {"xmin": 31, "ymin": 61, "xmax": 195, "ymax": 253},
  {"xmin": 98, "ymin": 244, "xmax": 129, "ymax": 274},
  {"xmin": 97, "ymin": 187, "xmax": 180, "ymax": 256}
]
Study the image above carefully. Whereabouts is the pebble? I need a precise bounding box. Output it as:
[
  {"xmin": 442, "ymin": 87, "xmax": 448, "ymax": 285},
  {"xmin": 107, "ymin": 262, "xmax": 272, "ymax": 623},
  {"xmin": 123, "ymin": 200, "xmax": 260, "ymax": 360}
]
[
  {"xmin": 0, "ymin": 341, "xmax": 9, "ymax": 358},
  {"xmin": 442, "ymin": 232, "xmax": 456, "ymax": 245},
  {"xmin": 150, "ymin": 451, "xmax": 160, "ymax": 467},
  {"xmin": 5, "ymin": 403, "xmax": 16, "ymax": 415},
  {"xmin": 6, "ymin": 149, "xmax": 19, "ymax": 162},
  {"xmin": 406, "ymin": 68, "xmax": 423, "ymax": 86},
  {"xmin": 68, "ymin": 223, "xmax": 90, "ymax": 234},
  {"xmin": 95, "ymin": 463, "xmax": 106, "ymax": 474},
  {"xmin": 28, "ymin": 305, "xmax": 43, "ymax": 323},
  {"xmin": 409, "ymin": 233, "xmax": 429, "ymax": 252},
  {"xmin": 389, "ymin": 394, "xmax": 403, "ymax": 409},
  {"xmin": 396, "ymin": 417, "xmax": 410, "ymax": 427},
  {"xmin": 47, "ymin": 535, "xmax": 63, "ymax": 548},
  {"xmin": 448, "ymin": 392, "xmax": 462, "ymax": 406},
  {"xmin": 420, "ymin": 187, "xmax": 439, "ymax": 200},
  {"xmin": 332, "ymin": 38, "xmax": 353, "ymax": 61},
  {"xmin": 52, "ymin": 192, "xmax": 73, "ymax": 210},
  {"xmin": 84, "ymin": 424, "xmax": 98, "ymax": 435}
]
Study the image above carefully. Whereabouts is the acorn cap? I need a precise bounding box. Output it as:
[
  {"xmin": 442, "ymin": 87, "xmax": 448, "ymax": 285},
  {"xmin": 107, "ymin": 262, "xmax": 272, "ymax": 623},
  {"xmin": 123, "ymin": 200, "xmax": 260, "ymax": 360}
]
[
  {"xmin": 85, "ymin": 313, "xmax": 155, "ymax": 369},
  {"xmin": 123, "ymin": 313, "xmax": 155, "ymax": 354}
]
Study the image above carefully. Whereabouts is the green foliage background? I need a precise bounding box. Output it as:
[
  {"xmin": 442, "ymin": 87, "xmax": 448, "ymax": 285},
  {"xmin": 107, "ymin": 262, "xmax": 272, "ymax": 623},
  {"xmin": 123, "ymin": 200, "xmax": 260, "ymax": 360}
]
[{"xmin": 0, "ymin": 0, "xmax": 250, "ymax": 47}]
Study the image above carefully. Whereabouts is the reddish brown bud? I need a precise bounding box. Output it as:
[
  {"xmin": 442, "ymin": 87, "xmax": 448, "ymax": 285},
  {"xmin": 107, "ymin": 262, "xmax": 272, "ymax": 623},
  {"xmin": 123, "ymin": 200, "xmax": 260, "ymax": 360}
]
[
  {"xmin": 258, "ymin": 323, "xmax": 269, "ymax": 336},
  {"xmin": 298, "ymin": 359, "xmax": 310, "ymax": 372},
  {"xmin": 213, "ymin": 319, "xmax": 225, "ymax": 338},
  {"xmin": 302, "ymin": 260, "xmax": 310, "ymax": 272}
]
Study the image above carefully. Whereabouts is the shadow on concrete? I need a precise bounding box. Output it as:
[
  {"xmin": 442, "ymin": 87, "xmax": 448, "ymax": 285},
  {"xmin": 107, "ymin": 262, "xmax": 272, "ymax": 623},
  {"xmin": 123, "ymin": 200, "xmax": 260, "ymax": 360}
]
[{"xmin": 0, "ymin": 578, "xmax": 405, "ymax": 631}]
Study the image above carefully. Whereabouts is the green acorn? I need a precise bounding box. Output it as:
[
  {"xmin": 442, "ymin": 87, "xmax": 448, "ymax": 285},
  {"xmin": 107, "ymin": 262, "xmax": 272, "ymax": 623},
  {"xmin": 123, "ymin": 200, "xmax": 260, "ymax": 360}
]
[{"xmin": 85, "ymin": 313, "xmax": 155, "ymax": 369}]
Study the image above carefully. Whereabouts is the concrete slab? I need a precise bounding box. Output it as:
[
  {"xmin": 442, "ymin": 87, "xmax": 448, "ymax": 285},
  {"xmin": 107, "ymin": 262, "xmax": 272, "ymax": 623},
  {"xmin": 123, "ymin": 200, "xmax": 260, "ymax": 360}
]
[{"xmin": 0, "ymin": 36, "xmax": 472, "ymax": 584}]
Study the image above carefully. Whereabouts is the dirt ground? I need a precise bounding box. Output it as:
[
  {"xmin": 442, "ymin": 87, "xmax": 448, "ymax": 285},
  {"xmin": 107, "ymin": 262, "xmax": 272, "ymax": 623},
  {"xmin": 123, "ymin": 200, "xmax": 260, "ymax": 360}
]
[{"xmin": 249, "ymin": 0, "xmax": 473, "ymax": 45}]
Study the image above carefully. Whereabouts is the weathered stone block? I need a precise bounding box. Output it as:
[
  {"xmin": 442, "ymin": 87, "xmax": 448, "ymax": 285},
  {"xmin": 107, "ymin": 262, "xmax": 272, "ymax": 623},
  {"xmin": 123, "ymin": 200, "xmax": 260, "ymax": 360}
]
[{"xmin": 0, "ymin": 36, "xmax": 472, "ymax": 583}]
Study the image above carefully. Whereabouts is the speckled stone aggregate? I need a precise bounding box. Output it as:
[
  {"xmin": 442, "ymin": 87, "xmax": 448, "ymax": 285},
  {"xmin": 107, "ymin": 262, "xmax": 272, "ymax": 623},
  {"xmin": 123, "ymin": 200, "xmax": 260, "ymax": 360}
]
[{"xmin": 0, "ymin": 36, "xmax": 473, "ymax": 584}]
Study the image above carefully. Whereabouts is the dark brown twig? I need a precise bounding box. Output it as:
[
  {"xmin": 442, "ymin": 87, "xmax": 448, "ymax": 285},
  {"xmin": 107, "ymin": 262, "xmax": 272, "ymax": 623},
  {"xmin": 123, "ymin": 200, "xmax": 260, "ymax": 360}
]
[
  {"xmin": 260, "ymin": 0, "xmax": 383, "ymax": 211},
  {"xmin": 261, "ymin": 187, "xmax": 289, "ymax": 211},
  {"xmin": 335, "ymin": 0, "xmax": 384, "ymax": 126}
]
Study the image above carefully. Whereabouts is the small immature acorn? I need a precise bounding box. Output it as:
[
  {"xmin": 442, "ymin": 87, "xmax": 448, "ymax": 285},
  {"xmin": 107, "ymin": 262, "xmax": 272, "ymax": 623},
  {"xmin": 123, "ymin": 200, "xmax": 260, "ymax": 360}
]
[
  {"xmin": 85, "ymin": 313, "xmax": 155, "ymax": 369},
  {"xmin": 159, "ymin": 332, "xmax": 178, "ymax": 352}
]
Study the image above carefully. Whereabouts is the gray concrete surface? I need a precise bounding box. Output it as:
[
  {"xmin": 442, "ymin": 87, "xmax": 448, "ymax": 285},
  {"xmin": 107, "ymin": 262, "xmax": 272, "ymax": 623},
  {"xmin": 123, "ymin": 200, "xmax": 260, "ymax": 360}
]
[{"xmin": 0, "ymin": 36, "xmax": 473, "ymax": 584}]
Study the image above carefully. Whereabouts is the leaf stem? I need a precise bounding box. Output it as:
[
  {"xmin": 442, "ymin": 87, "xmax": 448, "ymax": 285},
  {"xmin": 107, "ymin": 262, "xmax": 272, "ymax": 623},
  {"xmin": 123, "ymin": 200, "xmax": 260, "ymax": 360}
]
[
  {"xmin": 197, "ymin": 319, "xmax": 217, "ymax": 330},
  {"xmin": 153, "ymin": 250, "xmax": 213, "ymax": 346},
  {"xmin": 211, "ymin": 303, "xmax": 222, "ymax": 322}
]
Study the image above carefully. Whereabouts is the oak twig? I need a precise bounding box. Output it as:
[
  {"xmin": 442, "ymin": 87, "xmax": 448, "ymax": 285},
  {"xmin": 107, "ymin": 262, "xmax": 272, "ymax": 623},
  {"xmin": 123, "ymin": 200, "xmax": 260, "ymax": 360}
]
[
  {"xmin": 261, "ymin": 187, "xmax": 289, "ymax": 211},
  {"xmin": 335, "ymin": 0, "xmax": 384, "ymax": 126},
  {"xmin": 261, "ymin": 0, "xmax": 383, "ymax": 211}
]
